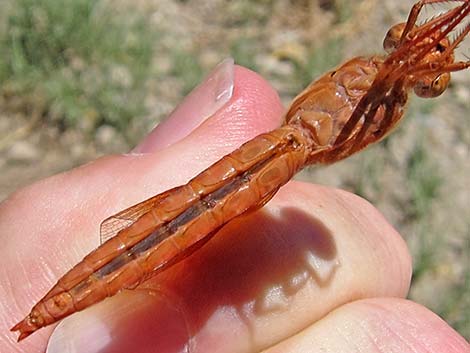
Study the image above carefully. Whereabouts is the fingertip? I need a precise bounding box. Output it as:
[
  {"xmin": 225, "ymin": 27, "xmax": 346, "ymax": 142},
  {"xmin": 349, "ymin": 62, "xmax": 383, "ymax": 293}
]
[
  {"xmin": 232, "ymin": 63, "xmax": 285, "ymax": 130},
  {"xmin": 275, "ymin": 182, "xmax": 412, "ymax": 298},
  {"xmin": 266, "ymin": 298, "xmax": 469, "ymax": 353},
  {"xmin": 172, "ymin": 63, "xmax": 284, "ymax": 159},
  {"xmin": 205, "ymin": 63, "xmax": 284, "ymax": 136},
  {"xmin": 332, "ymin": 188, "xmax": 413, "ymax": 294},
  {"xmin": 133, "ymin": 58, "xmax": 235, "ymax": 153},
  {"xmin": 350, "ymin": 298, "xmax": 469, "ymax": 353},
  {"xmin": 134, "ymin": 61, "xmax": 284, "ymax": 155}
]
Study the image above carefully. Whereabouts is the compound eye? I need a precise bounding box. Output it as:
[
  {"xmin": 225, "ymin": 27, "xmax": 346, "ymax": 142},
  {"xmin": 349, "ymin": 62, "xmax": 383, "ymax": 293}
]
[
  {"xmin": 431, "ymin": 73, "xmax": 450, "ymax": 96},
  {"xmin": 383, "ymin": 23, "xmax": 406, "ymax": 53},
  {"xmin": 414, "ymin": 73, "xmax": 450, "ymax": 98}
]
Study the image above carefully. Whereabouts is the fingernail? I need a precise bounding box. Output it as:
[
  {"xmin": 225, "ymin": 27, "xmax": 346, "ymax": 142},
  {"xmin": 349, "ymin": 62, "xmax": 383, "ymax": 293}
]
[
  {"xmin": 132, "ymin": 57, "xmax": 234, "ymax": 153},
  {"xmin": 46, "ymin": 290, "xmax": 190, "ymax": 353}
]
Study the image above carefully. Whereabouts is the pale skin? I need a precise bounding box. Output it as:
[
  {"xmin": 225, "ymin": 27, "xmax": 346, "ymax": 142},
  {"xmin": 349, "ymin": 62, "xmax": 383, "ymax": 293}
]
[{"xmin": 0, "ymin": 66, "xmax": 468, "ymax": 353}]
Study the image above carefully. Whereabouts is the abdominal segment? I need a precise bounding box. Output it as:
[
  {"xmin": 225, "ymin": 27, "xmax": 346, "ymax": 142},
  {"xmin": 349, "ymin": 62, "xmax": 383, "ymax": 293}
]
[
  {"xmin": 14, "ymin": 125, "xmax": 310, "ymax": 339},
  {"xmin": 73, "ymin": 125, "xmax": 310, "ymax": 299}
]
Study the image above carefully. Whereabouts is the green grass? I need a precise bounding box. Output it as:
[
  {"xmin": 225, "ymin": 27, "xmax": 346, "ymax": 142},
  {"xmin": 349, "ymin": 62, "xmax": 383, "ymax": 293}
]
[
  {"xmin": 0, "ymin": 0, "xmax": 154, "ymax": 134},
  {"xmin": 332, "ymin": 0, "xmax": 354, "ymax": 24},
  {"xmin": 438, "ymin": 258, "xmax": 470, "ymax": 338},
  {"xmin": 230, "ymin": 37, "xmax": 261, "ymax": 72},
  {"xmin": 225, "ymin": 0, "xmax": 274, "ymax": 27},
  {"xmin": 349, "ymin": 150, "xmax": 387, "ymax": 201},
  {"xmin": 169, "ymin": 49, "xmax": 204, "ymax": 96},
  {"xmin": 406, "ymin": 140, "xmax": 441, "ymax": 222},
  {"xmin": 405, "ymin": 138, "xmax": 443, "ymax": 280},
  {"xmin": 407, "ymin": 136, "xmax": 470, "ymax": 337}
]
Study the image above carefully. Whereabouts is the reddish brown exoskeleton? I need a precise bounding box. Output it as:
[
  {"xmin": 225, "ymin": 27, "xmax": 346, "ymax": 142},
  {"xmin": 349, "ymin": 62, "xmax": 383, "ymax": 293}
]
[{"xmin": 12, "ymin": 0, "xmax": 470, "ymax": 341}]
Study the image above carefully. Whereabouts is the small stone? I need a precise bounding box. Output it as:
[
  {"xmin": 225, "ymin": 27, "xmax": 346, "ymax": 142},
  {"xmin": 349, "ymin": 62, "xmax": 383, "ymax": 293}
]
[
  {"xmin": 7, "ymin": 140, "xmax": 40, "ymax": 161},
  {"xmin": 455, "ymin": 86, "xmax": 470, "ymax": 104},
  {"xmin": 95, "ymin": 125, "xmax": 127, "ymax": 153},
  {"xmin": 256, "ymin": 54, "xmax": 294, "ymax": 77}
]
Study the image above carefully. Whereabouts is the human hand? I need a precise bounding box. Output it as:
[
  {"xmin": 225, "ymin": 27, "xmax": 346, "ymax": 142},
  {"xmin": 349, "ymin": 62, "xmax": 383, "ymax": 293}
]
[{"xmin": 0, "ymin": 60, "xmax": 468, "ymax": 353}]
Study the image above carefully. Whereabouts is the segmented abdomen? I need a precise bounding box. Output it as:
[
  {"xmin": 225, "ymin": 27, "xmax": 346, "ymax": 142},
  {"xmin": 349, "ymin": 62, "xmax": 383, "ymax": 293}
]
[{"xmin": 23, "ymin": 125, "xmax": 312, "ymax": 334}]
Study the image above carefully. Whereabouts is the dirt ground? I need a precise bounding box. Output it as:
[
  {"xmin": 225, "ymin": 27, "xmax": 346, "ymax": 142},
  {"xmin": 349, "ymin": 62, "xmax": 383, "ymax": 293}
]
[{"xmin": 1, "ymin": 0, "xmax": 469, "ymax": 339}]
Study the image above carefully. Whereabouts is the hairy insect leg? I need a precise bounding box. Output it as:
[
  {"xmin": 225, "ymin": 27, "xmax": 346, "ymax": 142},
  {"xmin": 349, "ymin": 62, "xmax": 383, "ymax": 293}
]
[
  {"xmin": 401, "ymin": 0, "xmax": 468, "ymax": 43},
  {"xmin": 414, "ymin": 60, "xmax": 470, "ymax": 76},
  {"xmin": 446, "ymin": 21, "xmax": 470, "ymax": 54}
]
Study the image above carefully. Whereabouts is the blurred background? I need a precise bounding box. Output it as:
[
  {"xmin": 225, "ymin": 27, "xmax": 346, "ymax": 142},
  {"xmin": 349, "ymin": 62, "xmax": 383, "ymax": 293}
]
[{"xmin": 0, "ymin": 0, "xmax": 468, "ymax": 339}]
